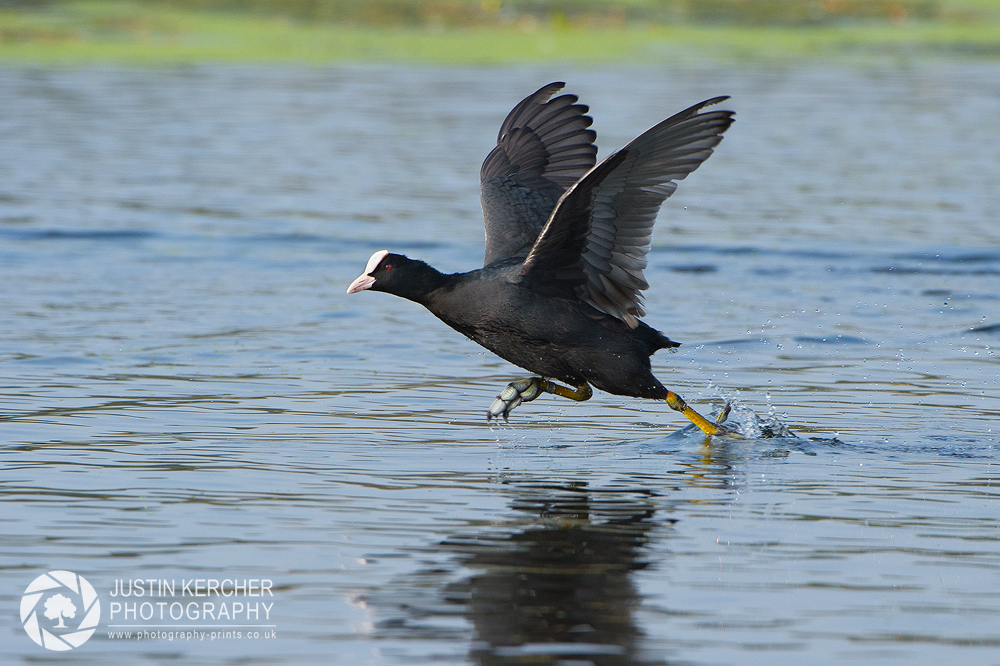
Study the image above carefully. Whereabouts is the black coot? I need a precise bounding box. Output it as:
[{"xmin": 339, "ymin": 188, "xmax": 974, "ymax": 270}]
[{"xmin": 348, "ymin": 83, "xmax": 735, "ymax": 435}]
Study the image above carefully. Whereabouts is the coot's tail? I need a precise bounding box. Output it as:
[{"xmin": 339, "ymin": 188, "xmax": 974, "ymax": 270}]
[
  {"xmin": 656, "ymin": 332, "xmax": 681, "ymax": 351},
  {"xmin": 637, "ymin": 322, "xmax": 680, "ymax": 353}
]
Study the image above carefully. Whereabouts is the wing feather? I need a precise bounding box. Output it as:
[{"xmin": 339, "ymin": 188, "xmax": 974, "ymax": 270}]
[
  {"xmin": 517, "ymin": 97, "xmax": 735, "ymax": 327},
  {"xmin": 480, "ymin": 83, "xmax": 598, "ymax": 266}
]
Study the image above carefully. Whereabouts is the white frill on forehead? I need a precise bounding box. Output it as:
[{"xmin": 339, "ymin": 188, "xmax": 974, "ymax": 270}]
[{"xmin": 365, "ymin": 250, "xmax": 389, "ymax": 275}]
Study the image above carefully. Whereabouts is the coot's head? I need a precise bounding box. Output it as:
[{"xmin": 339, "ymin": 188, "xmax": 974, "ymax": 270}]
[
  {"xmin": 347, "ymin": 250, "xmax": 441, "ymax": 302},
  {"xmin": 347, "ymin": 250, "xmax": 396, "ymax": 294}
]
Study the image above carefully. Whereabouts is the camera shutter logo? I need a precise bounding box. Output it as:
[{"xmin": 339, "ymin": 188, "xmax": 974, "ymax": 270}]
[{"xmin": 21, "ymin": 571, "xmax": 101, "ymax": 651}]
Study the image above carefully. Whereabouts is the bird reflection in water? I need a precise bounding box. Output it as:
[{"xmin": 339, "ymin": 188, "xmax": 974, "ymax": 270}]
[{"xmin": 445, "ymin": 482, "xmax": 666, "ymax": 665}]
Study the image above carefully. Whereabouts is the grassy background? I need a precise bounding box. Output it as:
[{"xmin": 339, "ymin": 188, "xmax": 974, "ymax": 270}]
[{"xmin": 1, "ymin": 0, "xmax": 998, "ymax": 63}]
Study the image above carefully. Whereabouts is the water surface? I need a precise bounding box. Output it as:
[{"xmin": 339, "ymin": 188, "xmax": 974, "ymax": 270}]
[{"xmin": 1, "ymin": 63, "xmax": 999, "ymax": 664}]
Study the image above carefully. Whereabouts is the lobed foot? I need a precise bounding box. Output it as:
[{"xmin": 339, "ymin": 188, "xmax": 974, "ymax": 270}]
[
  {"xmin": 488, "ymin": 378, "xmax": 544, "ymax": 422},
  {"xmin": 712, "ymin": 401, "xmax": 742, "ymax": 438}
]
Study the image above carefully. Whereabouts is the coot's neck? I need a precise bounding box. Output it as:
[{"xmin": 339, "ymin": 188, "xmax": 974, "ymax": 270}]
[{"xmin": 388, "ymin": 260, "xmax": 454, "ymax": 305}]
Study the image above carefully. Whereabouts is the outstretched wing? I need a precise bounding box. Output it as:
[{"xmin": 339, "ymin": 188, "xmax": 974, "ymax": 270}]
[
  {"xmin": 480, "ymin": 82, "xmax": 598, "ymax": 266},
  {"xmin": 516, "ymin": 97, "xmax": 734, "ymax": 328}
]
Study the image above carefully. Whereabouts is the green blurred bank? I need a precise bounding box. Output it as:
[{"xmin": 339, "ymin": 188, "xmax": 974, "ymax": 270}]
[{"xmin": 0, "ymin": 0, "xmax": 998, "ymax": 63}]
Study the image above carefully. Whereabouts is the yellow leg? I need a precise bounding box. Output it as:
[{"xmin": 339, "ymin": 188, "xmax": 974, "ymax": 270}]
[
  {"xmin": 666, "ymin": 390, "xmax": 724, "ymax": 436},
  {"xmin": 542, "ymin": 381, "xmax": 593, "ymax": 402}
]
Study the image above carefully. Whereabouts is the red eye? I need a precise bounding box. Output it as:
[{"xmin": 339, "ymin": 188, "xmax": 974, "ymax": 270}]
[{"xmin": 384, "ymin": 264, "xmax": 392, "ymax": 271}]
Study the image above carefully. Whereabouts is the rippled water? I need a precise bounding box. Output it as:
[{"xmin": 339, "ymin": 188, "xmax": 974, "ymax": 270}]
[{"xmin": 1, "ymin": 63, "xmax": 999, "ymax": 664}]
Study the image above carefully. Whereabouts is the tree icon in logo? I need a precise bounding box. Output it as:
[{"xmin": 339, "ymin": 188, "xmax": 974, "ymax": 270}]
[
  {"xmin": 44, "ymin": 593, "xmax": 78, "ymax": 629},
  {"xmin": 21, "ymin": 571, "xmax": 100, "ymax": 651}
]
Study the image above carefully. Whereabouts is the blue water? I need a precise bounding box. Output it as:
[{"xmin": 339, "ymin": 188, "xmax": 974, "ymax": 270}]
[{"xmin": 1, "ymin": 62, "xmax": 998, "ymax": 664}]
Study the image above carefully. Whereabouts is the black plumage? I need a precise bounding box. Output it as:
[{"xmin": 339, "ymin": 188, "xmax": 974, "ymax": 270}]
[{"xmin": 348, "ymin": 83, "xmax": 735, "ymax": 433}]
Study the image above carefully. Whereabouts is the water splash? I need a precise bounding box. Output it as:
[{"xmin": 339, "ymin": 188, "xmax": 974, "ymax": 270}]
[
  {"xmin": 720, "ymin": 399, "xmax": 796, "ymax": 439},
  {"xmin": 706, "ymin": 384, "xmax": 796, "ymax": 439}
]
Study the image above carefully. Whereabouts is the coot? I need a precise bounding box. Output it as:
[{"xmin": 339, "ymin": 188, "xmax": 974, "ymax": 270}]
[{"xmin": 348, "ymin": 82, "xmax": 735, "ymax": 435}]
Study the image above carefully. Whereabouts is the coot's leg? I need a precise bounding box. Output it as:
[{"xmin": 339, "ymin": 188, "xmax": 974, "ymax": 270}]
[
  {"xmin": 665, "ymin": 391, "xmax": 736, "ymax": 436},
  {"xmin": 488, "ymin": 378, "xmax": 592, "ymax": 422}
]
